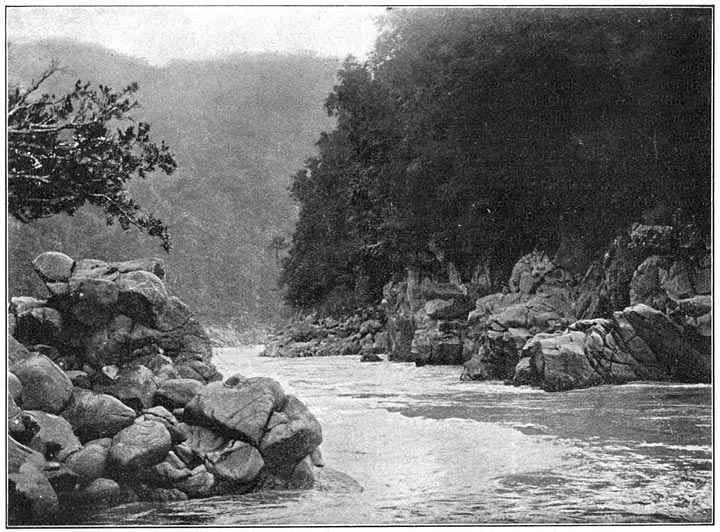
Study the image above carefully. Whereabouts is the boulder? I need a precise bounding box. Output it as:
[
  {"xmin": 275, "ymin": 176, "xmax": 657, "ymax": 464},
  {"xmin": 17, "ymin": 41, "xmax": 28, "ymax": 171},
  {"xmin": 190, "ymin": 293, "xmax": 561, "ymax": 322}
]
[
  {"xmin": 155, "ymin": 296, "xmax": 193, "ymax": 332},
  {"xmin": 68, "ymin": 277, "xmax": 119, "ymax": 326},
  {"xmin": 360, "ymin": 353, "xmax": 383, "ymax": 362},
  {"xmin": 520, "ymin": 331, "xmax": 598, "ymax": 392},
  {"xmin": 184, "ymin": 376, "xmax": 286, "ymax": 445},
  {"xmin": 14, "ymin": 307, "xmax": 64, "ymax": 346},
  {"xmin": 71, "ymin": 259, "xmax": 119, "ymax": 280},
  {"xmin": 205, "ymin": 440, "xmax": 264, "ymax": 488},
  {"xmin": 105, "ymin": 365, "xmax": 158, "ymax": 411},
  {"xmin": 155, "ymin": 378, "xmax": 203, "ymax": 409},
  {"xmin": 26, "ymin": 410, "xmax": 82, "ymax": 461},
  {"xmin": 13, "ymin": 355, "xmax": 73, "ymax": 414},
  {"xmin": 8, "ymin": 437, "xmax": 59, "ymax": 526},
  {"xmin": 175, "ymin": 465, "xmax": 216, "ymax": 498},
  {"xmin": 62, "ymin": 389, "xmax": 136, "ymax": 442},
  {"xmin": 112, "ymin": 257, "xmax": 165, "ymax": 279},
  {"xmin": 262, "ymin": 456, "xmax": 316, "ymax": 490},
  {"xmin": 63, "ymin": 438, "xmax": 112, "ymax": 485},
  {"xmin": 259, "ymin": 395, "xmax": 322, "ymax": 475},
  {"xmin": 116, "ymin": 270, "xmax": 169, "ymax": 327},
  {"xmin": 176, "ymin": 423, "xmax": 231, "ymax": 456},
  {"xmin": 44, "ymin": 463, "xmax": 80, "ymax": 494},
  {"xmin": 425, "ymin": 297, "xmax": 473, "ymax": 320},
  {"xmin": 108, "ymin": 419, "xmax": 172, "ymax": 473},
  {"xmin": 78, "ymin": 478, "xmax": 123, "ymax": 505},
  {"xmin": 508, "ymin": 250, "xmax": 555, "ymax": 294}
]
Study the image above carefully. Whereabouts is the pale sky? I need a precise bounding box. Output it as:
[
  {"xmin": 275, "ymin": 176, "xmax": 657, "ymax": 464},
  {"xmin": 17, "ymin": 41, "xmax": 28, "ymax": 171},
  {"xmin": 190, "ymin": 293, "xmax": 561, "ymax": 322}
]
[{"xmin": 6, "ymin": 6, "xmax": 389, "ymax": 65}]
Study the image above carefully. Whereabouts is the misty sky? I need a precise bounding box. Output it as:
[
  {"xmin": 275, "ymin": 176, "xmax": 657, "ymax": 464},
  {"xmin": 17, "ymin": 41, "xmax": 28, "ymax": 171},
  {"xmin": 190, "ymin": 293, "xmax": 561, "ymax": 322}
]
[{"xmin": 6, "ymin": 6, "xmax": 389, "ymax": 65}]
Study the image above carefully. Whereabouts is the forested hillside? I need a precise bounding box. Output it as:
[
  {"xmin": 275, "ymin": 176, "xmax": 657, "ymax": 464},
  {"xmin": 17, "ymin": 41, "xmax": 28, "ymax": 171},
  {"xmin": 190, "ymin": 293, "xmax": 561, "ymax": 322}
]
[
  {"xmin": 281, "ymin": 8, "xmax": 711, "ymax": 309},
  {"xmin": 8, "ymin": 39, "xmax": 338, "ymax": 330}
]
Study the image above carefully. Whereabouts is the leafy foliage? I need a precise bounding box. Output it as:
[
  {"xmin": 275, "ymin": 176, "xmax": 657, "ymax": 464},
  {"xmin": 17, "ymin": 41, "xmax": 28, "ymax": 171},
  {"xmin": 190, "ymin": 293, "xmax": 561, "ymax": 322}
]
[
  {"xmin": 282, "ymin": 8, "xmax": 711, "ymax": 309},
  {"xmin": 8, "ymin": 62, "xmax": 177, "ymax": 250}
]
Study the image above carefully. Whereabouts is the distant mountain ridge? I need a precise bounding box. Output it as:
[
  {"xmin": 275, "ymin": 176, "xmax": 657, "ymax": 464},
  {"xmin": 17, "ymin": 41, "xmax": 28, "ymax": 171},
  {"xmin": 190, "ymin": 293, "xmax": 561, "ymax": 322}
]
[{"xmin": 8, "ymin": 38, "xmax": 342, "ymax": 329}]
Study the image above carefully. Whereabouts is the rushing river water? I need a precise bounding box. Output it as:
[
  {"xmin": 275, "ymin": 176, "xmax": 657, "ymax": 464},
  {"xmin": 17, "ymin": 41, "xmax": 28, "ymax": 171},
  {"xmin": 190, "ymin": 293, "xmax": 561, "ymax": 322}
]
[{"xmin": 80, "ymin": 346, "xmax": 712, "ymax": 525}]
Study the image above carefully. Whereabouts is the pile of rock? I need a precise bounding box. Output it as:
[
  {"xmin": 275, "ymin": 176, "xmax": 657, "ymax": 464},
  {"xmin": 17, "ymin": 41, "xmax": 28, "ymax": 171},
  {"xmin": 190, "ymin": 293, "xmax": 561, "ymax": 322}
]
[
  {"xmin": 264, "ymin": 308, "xmax": 387, "ymax": 361},
  {"xmin": 8, "ymin": 252, "xmax": 323, "ymax": 525}
]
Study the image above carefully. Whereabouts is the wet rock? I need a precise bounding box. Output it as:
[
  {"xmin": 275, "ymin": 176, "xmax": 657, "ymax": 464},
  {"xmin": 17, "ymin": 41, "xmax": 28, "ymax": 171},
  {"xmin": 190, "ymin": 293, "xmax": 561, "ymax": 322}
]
[
  {"xmin": 184, "ymin": 376, "xmax": 286, "ymax": 445},
  {"xmin": 139, "ymin": 486, "xmax": 188, "ymax": 502},
  {"xmin": 205, "ymin": 440, "xmax": 264, "ymax": 488},
  {"xmin": 521, "ymin": 331, "xmax": 598, "ymax": 392},
  {"xmin": 262, "ymin": 456, "xmax": 316, "ymax": 490},
  {"xmin": 175, "ymin": 423, "xmax": 230, "ymax": 456},
  {"xmin": 63, "ymin": 389, "xmax": 136, "ymax": 442},
  {"xmin": 13, "ymin": 355, "xmax": 73, "ymax": 414},
  {"xmin": 64, "ymin": 438, "xmax": 112, "ymax": 485},
  {"xmin": 259, "ymin": 395, "xmax": 322, "ymax": 476},
  {"xmin": 360, "ymin": 353, "xmax": 383, "ymax": 362},
  {"xmin": 108, "ymin": 419, "xmax": 172, "ymax": 473},
  {"xmin": 176, "ymin": 465, "xmax": 216, "ymax": 498}
]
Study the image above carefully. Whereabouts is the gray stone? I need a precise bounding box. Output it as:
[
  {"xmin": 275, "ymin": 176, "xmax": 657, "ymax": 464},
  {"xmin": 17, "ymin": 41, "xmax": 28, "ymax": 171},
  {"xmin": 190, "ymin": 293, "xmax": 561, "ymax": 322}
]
[
  {"xmin": 205, "ymin": 440, "xmax": 264, "ymax": 487},
  {"xmin": 26, "ymin": 410, "xmax": 81, "ymax": 461},
  {"xmin": 14, "ymin": 307, "xmax": 64, "ymax": 346},
  {"xmin": 13, "ymin": 355, "xmax": 73, "ymax": 414},
  {"xmin": 64, "ymin": 438, "xmax": 112, "ymax": 485},
  {"xmin": 259, "ymin": 395, "xmax": 323, "ymax": 475},
  {"xmin": 108, "ymin": 419, "xmax": 172, "ymax": 472},
  {"xmin": 155, "ymin": 378, "xmax": 203, "ymax": 409},
  {"xmin": 63, "ymin": 389, "xmax": 136, "ymax": 442},
  {"xmin": 184, "ymin": 377, "xmax": 286, "ymax": 445},
  {"xmin": 33, "ymin": 251, "xmax": 75, "ymax": 283}
]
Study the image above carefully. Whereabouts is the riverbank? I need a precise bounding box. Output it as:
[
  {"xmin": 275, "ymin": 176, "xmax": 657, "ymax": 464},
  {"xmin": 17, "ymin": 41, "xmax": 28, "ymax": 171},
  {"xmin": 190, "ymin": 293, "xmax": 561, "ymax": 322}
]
[{"xmin": 67, "ymin": 346, "xmax": 713, "ymax": 525}]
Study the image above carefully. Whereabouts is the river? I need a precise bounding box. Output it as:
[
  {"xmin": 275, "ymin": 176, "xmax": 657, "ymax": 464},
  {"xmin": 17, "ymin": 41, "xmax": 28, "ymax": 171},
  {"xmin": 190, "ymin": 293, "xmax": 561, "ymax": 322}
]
[{"xmin": 79, "ymin": 345, "xmax": 712, "ymax": 525}]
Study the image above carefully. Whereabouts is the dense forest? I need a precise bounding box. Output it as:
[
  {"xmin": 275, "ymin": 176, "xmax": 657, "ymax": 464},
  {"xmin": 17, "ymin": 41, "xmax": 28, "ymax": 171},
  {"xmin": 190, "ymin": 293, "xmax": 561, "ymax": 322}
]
[
  {"xmin": 7, "ymin": 39, "xmax": 338, "ymax": 331},
  {"xmin": 281, "ymin": 8, "xmax": 711, "ymax": 310}
]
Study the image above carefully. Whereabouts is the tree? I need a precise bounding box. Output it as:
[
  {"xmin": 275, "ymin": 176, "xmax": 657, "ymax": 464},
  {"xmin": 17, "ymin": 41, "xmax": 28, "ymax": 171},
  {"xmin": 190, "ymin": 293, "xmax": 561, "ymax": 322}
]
[{"xmin": 8, "ymin": 61, "xmax": 177, "ymax": 251}]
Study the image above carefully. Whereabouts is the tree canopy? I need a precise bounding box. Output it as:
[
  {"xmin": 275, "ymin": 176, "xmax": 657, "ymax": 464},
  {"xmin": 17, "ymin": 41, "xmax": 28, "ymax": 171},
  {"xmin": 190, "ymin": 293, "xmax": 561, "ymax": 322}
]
[
  {"xmin": 281, "ymin": 8, "xmax": 711, "ymax": 309},
  {"xmin": 8, "ymin": 62, "xmax": 177, "ymax": 250}
]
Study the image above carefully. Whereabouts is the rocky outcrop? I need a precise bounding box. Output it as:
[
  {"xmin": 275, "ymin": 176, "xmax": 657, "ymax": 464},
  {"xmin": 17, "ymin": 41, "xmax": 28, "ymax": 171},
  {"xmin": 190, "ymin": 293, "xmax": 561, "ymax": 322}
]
[
  {"xmin": 7, "ymin": 252, "xmax": 325, "ymax": 525},
  {"xmin": 263, "ymin": 307, "xmax": 387, "ymax": 359},
  {"xmin": 512, "ymin": 304, "xmax": 710, "ymax": 391},
  {"xmin": 461, "ymin": 222, "xmax": 711, "ymax": 391}
]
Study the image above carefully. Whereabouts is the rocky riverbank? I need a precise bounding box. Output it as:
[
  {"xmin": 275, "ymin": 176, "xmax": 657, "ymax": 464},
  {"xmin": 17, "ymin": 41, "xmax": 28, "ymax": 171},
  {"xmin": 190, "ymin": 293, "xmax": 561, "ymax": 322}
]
[
  {"xmin": 8, "ymin": 252, "xmax": 323, "ymax": 525},
  {"xmin": 268, "ymin": 222, "xmax": 711, "ymax": 391}
]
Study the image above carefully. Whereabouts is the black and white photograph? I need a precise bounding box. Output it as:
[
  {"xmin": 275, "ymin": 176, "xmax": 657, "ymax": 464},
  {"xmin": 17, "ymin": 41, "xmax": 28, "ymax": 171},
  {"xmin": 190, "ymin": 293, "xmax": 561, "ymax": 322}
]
[{"xmin": 5, "ymin": 4, "xmax": 713, "ymax": 526}]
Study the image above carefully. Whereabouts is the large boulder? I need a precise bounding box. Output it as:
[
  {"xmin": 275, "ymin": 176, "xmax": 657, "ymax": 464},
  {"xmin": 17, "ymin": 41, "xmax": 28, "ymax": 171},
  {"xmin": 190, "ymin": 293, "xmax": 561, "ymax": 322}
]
[
  {"xmin": 9, "ymin": 335, "xmax": 33, "ymax": 372},
  {"xmin": 62, "ymin": 389, "xmax": 136, "ymax": 442},
  {"xmin": 184, "ymin": 375, "xmax": 286, "ymax": 445},
  {"xmin": 259, "ymin": 395, "xmax": 323, "ymax": 475},
  {"xmin": 108, "ymin": 419, "xmax": 172, "ymax": 473},
  {"xmin": 13, "ymin": 355, "xmax": 73, "ymax": 414}
]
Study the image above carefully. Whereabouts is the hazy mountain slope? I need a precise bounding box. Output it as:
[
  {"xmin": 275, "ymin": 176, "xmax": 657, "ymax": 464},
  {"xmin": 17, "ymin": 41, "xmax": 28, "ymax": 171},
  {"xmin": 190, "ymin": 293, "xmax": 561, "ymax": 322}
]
[{"xmin": 7, "ymin": 39, "xmax": 340, "ymax": 329}]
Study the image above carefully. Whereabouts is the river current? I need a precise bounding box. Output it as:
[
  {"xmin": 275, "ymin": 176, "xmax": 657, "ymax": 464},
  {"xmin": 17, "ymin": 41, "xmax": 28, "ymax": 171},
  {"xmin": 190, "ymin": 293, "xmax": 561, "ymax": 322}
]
[{"xmin": 79, "ymin": 345, "xmax": 712, "ymax": 525}]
